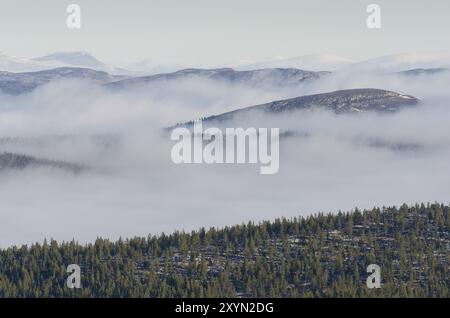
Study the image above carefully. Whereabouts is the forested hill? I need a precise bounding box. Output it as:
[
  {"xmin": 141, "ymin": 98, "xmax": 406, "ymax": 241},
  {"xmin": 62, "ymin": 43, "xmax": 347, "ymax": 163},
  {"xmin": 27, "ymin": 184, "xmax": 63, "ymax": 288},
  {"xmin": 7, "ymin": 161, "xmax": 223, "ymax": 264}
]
[{"xmin": 0, "ymin": 203, "xmax": 448, "ymax": 298}]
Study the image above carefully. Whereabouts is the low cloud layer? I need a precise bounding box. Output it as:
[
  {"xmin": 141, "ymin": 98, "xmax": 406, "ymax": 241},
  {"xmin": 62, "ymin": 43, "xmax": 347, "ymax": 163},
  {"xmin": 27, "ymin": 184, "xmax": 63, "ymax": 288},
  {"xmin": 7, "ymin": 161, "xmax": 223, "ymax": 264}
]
[{"xmin": 1, "ymin": 69, "xmax": 450, "ymax": 247}]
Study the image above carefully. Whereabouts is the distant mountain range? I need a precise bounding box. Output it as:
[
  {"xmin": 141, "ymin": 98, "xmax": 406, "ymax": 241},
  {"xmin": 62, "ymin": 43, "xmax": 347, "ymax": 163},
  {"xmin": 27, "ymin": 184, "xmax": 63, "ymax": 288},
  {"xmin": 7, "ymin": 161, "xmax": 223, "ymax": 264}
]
[
  {"xmin": 2, "ymin": 51, "xmax": 450, "ymax": 75},
  {"xmin": 0, "ymin": 66, "xmax": 330, "ymax": 95},
  {"xmin": 176, "ymin": 89, "xmax": 419, "ymax": 127},
  {"xmin": 345, "ymin": 52, "xmax": 450, "ymax": 73},
  {"xmin": 232, "ymin": 53, "xmax": 355, "ymax": 72},
  {"xmin": 107, "ymin": 67, "xmax": 330, "ymax": 90},
  {"xmin": 33, "ymin": 52, "xmax": 107, "ymax": 69},
  {"xmin": 1, "ymin": 61, "xmax": 445, "ymax": 98},
  {"xmin": 230, "ymin": 52, "xmax": 450, "ymax": 73}
]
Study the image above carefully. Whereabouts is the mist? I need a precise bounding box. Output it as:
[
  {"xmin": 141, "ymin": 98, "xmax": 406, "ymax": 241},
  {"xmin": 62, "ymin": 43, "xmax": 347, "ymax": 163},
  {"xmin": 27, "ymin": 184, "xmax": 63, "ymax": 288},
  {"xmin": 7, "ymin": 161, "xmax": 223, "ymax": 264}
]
[{"xmin": 1, "ymin": 69, "xmax": 450, "ymax": 247}]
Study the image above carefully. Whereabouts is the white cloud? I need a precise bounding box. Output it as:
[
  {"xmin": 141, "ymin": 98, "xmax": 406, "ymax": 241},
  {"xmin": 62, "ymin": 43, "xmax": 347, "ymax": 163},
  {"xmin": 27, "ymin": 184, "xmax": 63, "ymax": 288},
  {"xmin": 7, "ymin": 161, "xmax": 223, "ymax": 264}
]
[{"xmin": 1, "ymin": 68, "xmax": 450, "ymax": 247}]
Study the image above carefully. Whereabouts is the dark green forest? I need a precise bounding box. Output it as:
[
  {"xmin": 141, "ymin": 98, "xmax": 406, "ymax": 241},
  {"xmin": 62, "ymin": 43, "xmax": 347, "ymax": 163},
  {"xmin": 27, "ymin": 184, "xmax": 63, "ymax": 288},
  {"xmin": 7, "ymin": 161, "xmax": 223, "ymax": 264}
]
[{"xmin": 0, "ymin": 203, "xmax": 448, "ymax": 298}]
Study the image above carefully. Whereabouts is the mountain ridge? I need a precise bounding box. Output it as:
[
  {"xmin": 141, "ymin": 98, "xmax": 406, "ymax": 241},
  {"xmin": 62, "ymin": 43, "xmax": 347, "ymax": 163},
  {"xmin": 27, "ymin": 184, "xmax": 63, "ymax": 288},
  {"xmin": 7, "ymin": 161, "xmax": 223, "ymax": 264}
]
[
  {"xmin": 175, "ymin": 88, "xmax": 420, "ymax": 127},
  {"xmin": 0, "ymin": 67, "xmax": 126, "ymax": 95},
  {"xmin": 107, "ymin": 67, "xmax": 330, "ymax": 89}
]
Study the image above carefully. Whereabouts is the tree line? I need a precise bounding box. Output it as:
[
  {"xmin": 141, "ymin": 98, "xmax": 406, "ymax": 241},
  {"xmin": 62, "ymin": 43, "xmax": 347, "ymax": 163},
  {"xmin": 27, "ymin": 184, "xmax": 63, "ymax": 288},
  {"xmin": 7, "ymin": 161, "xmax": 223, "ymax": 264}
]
[{"xmin": 0, "ymin": 203, "xmax": 448, "ymax": 297}]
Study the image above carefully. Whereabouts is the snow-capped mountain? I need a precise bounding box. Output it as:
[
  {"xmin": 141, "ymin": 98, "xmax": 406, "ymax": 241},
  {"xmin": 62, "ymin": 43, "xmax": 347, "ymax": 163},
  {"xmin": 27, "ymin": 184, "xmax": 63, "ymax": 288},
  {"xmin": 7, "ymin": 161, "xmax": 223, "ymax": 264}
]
[
  {"xmin": 33, "ymin": 51, "xmax": 105, "ymax": 69},
  {"xmin": 0, "ymin": 51, "xmax": 130, "ymax": 75},
  {"xmin": 32, "ymin": 51, "xmax": 130, "ymax": 75},
  {"xmin": 233, "ymin": 52, "xmax": 450, "ymax": 73},
  {"xmin": 232, "ymin": 54, "xmax": 355, "ymax": 72},
  {"xmin": 346, "ymin": 52, "xmax": 450, "ymax": 73},
  {"xmin": 3, "ymin": 51, "xmax": 450, "ymax": 77},
  {"xmin": 125, "ymin": 59, "xmax": 184, "ymax": 75},
  {"xmin": 0, "ymin": 51, "xmax": 48, "ymax": 72}
]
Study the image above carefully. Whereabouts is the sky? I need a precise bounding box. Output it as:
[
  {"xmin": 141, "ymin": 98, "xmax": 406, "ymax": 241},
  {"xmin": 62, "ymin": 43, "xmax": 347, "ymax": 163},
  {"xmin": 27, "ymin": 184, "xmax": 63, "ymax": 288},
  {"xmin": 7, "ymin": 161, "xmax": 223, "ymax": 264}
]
[{"xmin": 0, "ymin": 0, "xmax": 450, "ymax": 66}]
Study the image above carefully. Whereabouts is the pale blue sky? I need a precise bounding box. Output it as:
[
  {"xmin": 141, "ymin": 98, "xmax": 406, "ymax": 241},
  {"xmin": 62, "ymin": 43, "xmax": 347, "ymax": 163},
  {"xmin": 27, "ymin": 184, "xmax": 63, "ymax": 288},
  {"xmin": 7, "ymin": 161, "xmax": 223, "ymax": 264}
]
[{"xmin": 0, "ymin": 0, "xmax": 449, "ymax": 65}]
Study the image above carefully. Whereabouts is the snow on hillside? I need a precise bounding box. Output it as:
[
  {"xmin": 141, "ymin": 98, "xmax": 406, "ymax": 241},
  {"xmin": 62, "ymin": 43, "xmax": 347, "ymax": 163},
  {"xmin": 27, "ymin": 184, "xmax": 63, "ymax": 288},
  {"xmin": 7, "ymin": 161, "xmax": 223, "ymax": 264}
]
[
  {"xmin": 233, "ymin": 54, "xmax": 355, "ymax": 72},
  {"xmin": 0, "ymin": 51, "xmax": 54, "ymax": 72},
  {"xmin": 0, "ymin": 51, "xmax": 130, "ymax": 75}
]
